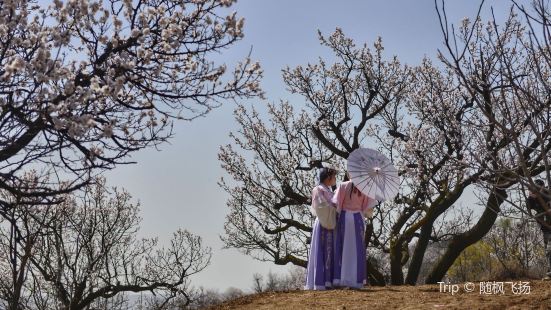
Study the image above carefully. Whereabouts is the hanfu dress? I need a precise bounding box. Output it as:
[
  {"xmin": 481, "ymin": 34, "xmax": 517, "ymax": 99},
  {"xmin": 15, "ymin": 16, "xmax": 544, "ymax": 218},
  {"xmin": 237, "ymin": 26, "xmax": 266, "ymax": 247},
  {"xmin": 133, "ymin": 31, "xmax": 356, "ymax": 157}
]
[
  {"xmin": 332, "ymin": 181, "xmax": 376, "ymax": 289},
  {"xmin": 304, "ymin": 183, "xmax": 336, "ymax": 290}
]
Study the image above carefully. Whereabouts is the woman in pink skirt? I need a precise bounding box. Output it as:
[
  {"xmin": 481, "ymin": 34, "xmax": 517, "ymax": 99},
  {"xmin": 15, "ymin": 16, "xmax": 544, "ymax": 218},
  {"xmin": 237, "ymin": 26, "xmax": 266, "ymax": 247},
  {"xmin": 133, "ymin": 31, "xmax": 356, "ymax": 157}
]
[{"xmin": 332, "ymin": 178, "xmax": 376, "ymax": 289}]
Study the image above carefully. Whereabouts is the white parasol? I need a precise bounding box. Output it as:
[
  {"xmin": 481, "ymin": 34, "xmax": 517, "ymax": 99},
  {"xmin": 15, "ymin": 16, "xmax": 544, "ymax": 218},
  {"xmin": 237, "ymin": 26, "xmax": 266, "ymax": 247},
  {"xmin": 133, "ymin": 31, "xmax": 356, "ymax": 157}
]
[{"xmin": 347, "ymin": 148, "xmax": 399, "ymax": 201}]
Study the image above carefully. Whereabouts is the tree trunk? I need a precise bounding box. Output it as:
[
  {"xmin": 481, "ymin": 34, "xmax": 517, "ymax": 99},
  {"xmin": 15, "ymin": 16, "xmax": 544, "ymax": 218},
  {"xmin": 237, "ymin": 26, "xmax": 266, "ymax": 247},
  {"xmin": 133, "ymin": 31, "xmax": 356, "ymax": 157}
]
[
  {"xmin": 425, "ymin": 188, "xmax": 506, "ymax": 284},
  {"xmin": 389, "ymin": 239, "xmax": 405, "ymax": 285},
  {"xmin": 405, "ymin": 218, "xmax": 435, "ymax": 285}
]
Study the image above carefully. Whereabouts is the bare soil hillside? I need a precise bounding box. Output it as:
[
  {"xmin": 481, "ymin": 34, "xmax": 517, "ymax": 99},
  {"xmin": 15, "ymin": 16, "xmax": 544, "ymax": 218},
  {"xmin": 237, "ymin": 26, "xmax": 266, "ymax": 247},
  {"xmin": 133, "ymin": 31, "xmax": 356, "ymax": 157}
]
[{"xmin": 209, "ymin": 280, "xmax": 551, "ymax": 310}]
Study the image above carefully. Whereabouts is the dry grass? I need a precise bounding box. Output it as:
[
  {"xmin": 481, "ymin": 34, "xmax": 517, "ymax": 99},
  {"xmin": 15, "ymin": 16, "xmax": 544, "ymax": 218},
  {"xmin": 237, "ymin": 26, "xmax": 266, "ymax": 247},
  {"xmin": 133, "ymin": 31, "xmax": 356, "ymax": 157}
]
[{"xmin": 208, "ymin": 280, "xmax": 551, "ymax": 310}]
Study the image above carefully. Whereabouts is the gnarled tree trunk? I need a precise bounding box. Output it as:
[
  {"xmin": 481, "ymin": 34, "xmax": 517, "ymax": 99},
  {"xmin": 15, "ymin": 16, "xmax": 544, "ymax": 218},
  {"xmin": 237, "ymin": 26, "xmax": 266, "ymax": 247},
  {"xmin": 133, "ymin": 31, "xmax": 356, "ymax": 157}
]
[{"xmin": 425, "ymin": 188, "xmax": 506, "ymax": 284}]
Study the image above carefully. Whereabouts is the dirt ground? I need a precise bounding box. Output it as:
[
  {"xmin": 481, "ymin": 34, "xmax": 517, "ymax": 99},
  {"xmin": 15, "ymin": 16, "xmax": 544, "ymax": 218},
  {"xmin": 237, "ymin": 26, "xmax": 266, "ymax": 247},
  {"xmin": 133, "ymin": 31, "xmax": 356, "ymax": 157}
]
[{"xmin": 210, "ymin": 280, "xmax": 551, "ymax": 310}]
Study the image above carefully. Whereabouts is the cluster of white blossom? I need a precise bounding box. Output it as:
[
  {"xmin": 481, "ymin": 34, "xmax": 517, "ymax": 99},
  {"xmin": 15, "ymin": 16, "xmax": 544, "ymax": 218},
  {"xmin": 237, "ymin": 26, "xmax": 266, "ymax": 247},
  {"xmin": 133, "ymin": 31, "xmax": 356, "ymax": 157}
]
[{"xmin": 0, "ymin": 0, "xmax": 262, "ymax": 200}]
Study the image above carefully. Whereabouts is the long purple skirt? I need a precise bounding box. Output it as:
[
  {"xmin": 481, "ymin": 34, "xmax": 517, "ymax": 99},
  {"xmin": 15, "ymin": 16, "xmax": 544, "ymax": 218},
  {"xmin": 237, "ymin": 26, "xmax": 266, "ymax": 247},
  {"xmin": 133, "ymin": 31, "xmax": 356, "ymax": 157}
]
[
  {"xmin": 304, "ymin": 218, "xmax": 334, "ymax": 290},
  {"xmin": 333, "ymin": 210, "xmax": 366, "ymax": 288}
]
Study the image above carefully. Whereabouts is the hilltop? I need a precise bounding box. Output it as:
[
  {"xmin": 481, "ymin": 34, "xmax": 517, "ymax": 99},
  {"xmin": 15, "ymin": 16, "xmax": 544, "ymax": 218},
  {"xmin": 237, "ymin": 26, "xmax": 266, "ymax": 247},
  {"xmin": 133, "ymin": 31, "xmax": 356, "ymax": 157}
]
[{"xmin": 208, "ymin": 280, "xmax": 551, "ymax": 310}]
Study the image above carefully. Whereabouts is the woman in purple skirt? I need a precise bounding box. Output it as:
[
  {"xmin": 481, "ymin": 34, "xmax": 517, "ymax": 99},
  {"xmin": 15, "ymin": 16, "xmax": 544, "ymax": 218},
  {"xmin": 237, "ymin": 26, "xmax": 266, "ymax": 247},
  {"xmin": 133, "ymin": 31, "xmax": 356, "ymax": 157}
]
[
  {"xmin": 304, "ymin": 165, "xmax": 337, "ymax": 290},
  {"xmin": 332, "ymin": 179, "xmax": 376, "ymax": 289}
]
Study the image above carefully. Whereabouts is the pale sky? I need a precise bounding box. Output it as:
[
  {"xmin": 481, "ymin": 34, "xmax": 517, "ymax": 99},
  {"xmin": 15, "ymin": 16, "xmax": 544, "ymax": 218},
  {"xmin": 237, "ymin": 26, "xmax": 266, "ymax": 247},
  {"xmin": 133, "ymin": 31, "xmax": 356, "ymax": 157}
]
[{"xmin": 104, "ymin": 0, "xmax": 516, "ymax": 292}]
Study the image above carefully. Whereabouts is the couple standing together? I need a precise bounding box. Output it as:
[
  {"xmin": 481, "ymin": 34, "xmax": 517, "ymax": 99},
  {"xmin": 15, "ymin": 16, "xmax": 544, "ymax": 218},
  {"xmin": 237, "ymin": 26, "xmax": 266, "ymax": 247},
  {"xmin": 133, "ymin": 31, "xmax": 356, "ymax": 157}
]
[{"xmin": 305, "ymin": 164, "xmax": 377, "ymax": 290}]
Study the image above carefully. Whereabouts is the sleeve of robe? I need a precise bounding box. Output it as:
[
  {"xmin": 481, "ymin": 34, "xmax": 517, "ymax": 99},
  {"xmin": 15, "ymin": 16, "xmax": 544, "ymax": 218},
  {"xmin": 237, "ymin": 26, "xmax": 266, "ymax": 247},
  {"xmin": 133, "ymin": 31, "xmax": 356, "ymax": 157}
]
[
  {"xmin": 309, "ymin": 187, "xmax": 320, "ymax": 216},
  {"xmin": 362, "ymin": 195, "xmax": 378, "ymax": 218},
  {"xmin": 332, "ymin": 183, "xmax": 348, "ymax": 213}
]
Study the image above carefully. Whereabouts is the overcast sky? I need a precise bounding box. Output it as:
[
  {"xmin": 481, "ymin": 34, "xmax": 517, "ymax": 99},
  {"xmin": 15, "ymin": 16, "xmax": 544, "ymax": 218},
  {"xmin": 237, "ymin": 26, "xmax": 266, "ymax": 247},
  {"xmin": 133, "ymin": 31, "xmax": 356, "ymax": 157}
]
[{"xmin": 103, "ymin": 0, "xmax": 516, "ymax": 292}]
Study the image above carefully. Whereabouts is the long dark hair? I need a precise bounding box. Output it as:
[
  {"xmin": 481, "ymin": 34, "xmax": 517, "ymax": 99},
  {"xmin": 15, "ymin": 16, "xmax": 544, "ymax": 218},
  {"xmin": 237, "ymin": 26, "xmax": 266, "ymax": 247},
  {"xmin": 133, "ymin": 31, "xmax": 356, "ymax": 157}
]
[
  {"xmin": 349, "ymin": 182, "xmax": 363, "ymax": 199},
  {"xmin": 343, "ymin": 171, "xmax": 359, "ymax": 198}
]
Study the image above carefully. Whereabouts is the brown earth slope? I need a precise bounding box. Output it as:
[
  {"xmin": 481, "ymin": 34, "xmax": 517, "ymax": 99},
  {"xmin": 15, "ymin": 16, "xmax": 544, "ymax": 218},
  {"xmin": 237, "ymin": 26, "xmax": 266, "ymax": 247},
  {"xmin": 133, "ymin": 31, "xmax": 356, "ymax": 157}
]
[{"xmin": 210, "ymin": 280, "xmax": 551, "ymax": 310}]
